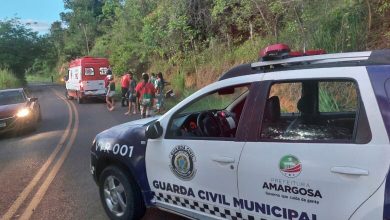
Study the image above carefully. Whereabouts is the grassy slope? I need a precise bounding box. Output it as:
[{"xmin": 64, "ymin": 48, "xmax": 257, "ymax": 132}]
[
  {"xmin": 148, "ymin": 38, "xmax": 270, "ymax": 97},
  {"xmin": 0, "ymin": 69, "xmax": 22, "ymax": 89}
]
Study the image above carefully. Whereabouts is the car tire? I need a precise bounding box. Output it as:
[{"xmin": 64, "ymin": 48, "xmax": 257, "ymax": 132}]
[
  {"xmin": 37, "ymin": 108, "xmax": 42, "ymax": 122},
  {"xmin": 25, "ymin": 120, "xmax": 38, "ymax": 133},
  {"xmin": 99, "ymin": 166, "xmax": 145, "ymax": 220},
  {"xmin": 30, "ymin": 122, "xmax": 38, "ymax": 132}
]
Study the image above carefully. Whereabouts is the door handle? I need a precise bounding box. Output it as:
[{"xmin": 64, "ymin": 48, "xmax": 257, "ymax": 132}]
[
  {"xmin": 331, "ymin": 166, "xmax": 369, "ymax": 176},
  {"xmin": 211, "ymin": 156, "xmax": 235, "ymax": 164}
]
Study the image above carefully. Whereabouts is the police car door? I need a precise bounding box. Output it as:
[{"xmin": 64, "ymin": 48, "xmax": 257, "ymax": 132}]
[
  {"xmin": 146, "ymin": 83, "xmax": 255, "ymax": 219},
  {"xmin": 238, "ymin": 68, "xmax": 389, "ymax": 220}
]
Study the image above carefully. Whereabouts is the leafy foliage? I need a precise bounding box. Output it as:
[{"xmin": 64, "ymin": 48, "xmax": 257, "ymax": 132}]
[
  {"xmin": 0, "ymin": 68, "xmax": 22, "ymax": 89},
  {"xmin": 0, "ymin": 19, "xmax": 47, "ymax": 80},
  {"xmin": 1, "ymin": 0, "xmax": 390, "ymax": 91}
]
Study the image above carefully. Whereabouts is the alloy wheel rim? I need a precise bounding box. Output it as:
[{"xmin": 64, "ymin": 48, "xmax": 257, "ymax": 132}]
[{"xmin": 103, "ymin": 175, "xmax": 127, "ymax": 217}]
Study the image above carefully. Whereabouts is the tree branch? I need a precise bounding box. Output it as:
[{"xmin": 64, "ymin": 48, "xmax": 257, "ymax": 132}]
[{"xmin": 250, "ymin": 0, "xmax": 272, "ymax": 35}]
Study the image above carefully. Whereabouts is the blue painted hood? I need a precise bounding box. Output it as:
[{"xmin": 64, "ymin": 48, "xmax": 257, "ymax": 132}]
[
  {"xmin": 91, "ymin": 116, "xmax": 161, "ymax": 205},
  {"xmin": 97, "ymin": 116, "xmax": 160, "ymax": 139}
]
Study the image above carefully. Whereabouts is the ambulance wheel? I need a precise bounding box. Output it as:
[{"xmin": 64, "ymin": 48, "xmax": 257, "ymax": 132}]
[
  {"xmin": 65, "ymin": 91, "xmax": 72, "ymax": 100},
  {"xmin": 77, "ymin": 94, "xmax": 84, "ymax": 104},
  {"xmin": 99, "ymin": 166, "xmax": 146, "ymax": 220}
]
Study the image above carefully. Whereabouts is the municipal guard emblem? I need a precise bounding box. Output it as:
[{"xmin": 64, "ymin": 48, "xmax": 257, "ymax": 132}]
[
  {"xmin": 279, "ymin": 155, "xmax": 302, "ymax": 178},
  {"xmin": 169, "ymin": 145, "xmax": 196, "ymax": 181}
]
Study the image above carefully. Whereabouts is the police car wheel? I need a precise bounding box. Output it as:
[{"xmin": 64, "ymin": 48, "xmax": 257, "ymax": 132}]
[{"xmin": 99, "ymin": 166, "xmax": 145, "ymax": 220}]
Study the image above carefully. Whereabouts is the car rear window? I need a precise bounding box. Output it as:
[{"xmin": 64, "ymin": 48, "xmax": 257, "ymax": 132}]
[
  {"xmin": 85, "ymin": 67, "xmax": 94, "ymax": 76},
  {"xmin": 99, "ymin": 67, "xmax": 108, "ymax": 75}
]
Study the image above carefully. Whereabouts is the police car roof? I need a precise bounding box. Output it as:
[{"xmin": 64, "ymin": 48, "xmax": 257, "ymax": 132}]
[{"xmin": 218, "ymin": 49, "xmax": 390, "ymax": 81}]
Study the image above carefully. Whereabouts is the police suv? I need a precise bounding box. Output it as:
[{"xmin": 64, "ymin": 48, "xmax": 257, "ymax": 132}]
[{"xmin": 90, "ymin": 44, "xmax": 390, "ymax": 220}]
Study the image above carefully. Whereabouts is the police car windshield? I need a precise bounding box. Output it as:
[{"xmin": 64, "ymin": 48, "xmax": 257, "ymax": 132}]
[
  {"xmin": 0, "ymin": 91, "xmax": 26, "ymax": 105},
  {"xmin": 179, "ymin": 85, "xmax": 249, "ymax": 115}
]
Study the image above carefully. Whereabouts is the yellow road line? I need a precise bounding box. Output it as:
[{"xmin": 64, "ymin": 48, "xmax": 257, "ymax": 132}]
[
  {"xmin": 1, "ymin": 90, "xmax": 73, "ymax": 220},
  {"xmin": 19, "ymin": 94, "xmax": 80, "ymax": 220}
]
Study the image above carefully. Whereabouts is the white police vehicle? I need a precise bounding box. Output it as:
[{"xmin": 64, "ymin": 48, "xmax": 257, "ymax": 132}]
[{"xmin": 90, "ymin": 44, "xmax": 390, "ymax": 220}]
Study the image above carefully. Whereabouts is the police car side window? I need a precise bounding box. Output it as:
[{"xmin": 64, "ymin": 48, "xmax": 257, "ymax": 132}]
[
  {"xmin": 260, "ymin": 80, "xmax": 360, "ymax": 142},
  {"xmin": 166, "ymin": 84, "xmax": 249, "ymax": 139}
]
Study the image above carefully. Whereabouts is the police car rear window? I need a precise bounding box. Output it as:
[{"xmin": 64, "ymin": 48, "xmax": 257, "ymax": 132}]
[{"xmin": 260, "ymin": 79, "xmax": 359, "ymax": 142}]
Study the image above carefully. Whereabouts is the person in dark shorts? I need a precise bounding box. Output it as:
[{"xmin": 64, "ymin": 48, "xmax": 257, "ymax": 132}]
[
  {"xmin": 125, "ymin": 72, "xmax": 137, "ymax": 115},
  {"xmin": 106, "ymin": 75, "xmax": 116, "ymax": 111},
  {"xmin": 120, "ymin": 72, "xmax": 130, "ymax": 107},
  {"xmin": 155, "ymin": 72, "xmax": 165, "ymax": 114}
]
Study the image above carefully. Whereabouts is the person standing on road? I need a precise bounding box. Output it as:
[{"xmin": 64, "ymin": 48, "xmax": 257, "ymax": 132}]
[
  {"xmin": 107, "ymin": 65, "xmax": 113, "ymax": 75},
  {"xmin": 106, "ymin": 75, "xmax": 116, "ymax": 111},
  {"xmin": 148, "ymin": 72, "xmax": 157, "ymax": 116},
  {"xmin": 155, "ymin": 72, "xmax": 165, "ymax": 114},
  {"xmin": 135, "ymin": 73, "xmax": 155, "ymax": 118},
  {"xmin": 120, "ymin": 72, "xmax": 130, "ymax": 107},
  {"xmin": 125, "ymin": 72, "xmax": 137, "ymax": 115},
  {"xmin": 150, "ymin": 73, "xmax": 157, "ymax": 85},
  {"xmin": 104, "ymin": 66, "xmax": 113, "ymax": 90}
]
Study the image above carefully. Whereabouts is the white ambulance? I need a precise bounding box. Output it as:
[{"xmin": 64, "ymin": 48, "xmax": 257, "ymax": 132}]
[{"xmin": 65, "ymin": 56, "xmax": 109, "ymax": 104}]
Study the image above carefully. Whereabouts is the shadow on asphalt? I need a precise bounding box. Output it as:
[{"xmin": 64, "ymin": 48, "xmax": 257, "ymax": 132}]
[
  {"xmin": 0, "ymin": 128, "xmax": 38, "ymax": 140},
  {"xmin": 143, "ymin": 208, "xmax": 188, "ymax": 220}
]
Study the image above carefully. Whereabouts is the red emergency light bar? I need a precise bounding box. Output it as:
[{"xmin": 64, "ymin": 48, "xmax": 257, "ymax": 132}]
[
  {"xmin": 288, "ymin": 51, "xmax": 304, "ymax": 57},
  {"xmin": 259, "ymin": 44, "xmax": 326, "ymax": 61},
  {"xmin": 305, "ymin": 49, "xmax": 326, "ymax": 55},
  {"xmin": 259, "ymin": 44, "xmax": 290, "ymax": 61}
]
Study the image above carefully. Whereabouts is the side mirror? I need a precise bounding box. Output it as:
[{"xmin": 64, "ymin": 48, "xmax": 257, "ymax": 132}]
[
  {"xmin": 145, "ymin": 121, "xmax": 163, "ymax": 139},
  {"xmin": 29, "ymin": 97, "xmax": 38, "ymax": 102}
]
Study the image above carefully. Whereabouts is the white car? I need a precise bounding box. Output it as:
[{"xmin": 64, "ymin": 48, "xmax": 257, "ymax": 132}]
[{"xmin": 90, "ymin": 44, "xmax": 390, "ymax": 220}]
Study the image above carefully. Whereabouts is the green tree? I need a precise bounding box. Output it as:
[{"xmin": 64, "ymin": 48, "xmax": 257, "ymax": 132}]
[
  {"xmin": 60, "ymin": 0, "xmax": 104, "ymax": 58},
  {"xmin": 0, "ymin": 19, "xmax": 45, "ymax": 80}
]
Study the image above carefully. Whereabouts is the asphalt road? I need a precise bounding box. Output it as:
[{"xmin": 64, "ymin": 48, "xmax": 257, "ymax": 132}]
[{"xmin": 0, "ymin": 85, "xmax": 185, "ymax": 220}]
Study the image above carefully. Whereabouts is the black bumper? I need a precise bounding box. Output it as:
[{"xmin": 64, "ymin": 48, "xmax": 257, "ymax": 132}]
[
  {"xmin": 90, "ymin": 152, "xmax": 99, "ymax": 184},
  {"xmin": 0, "ymin": 116, "xmax": 36, "ymax": 133}
]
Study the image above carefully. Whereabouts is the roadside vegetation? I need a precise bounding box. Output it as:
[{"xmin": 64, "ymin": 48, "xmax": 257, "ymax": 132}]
[
  {"xmin": 1, "ymin": 0, "xmax": 390, "ymax": 110},
  {"xmin": 0, "ymin": 68, "xmax": 22, "ymax": 89}
]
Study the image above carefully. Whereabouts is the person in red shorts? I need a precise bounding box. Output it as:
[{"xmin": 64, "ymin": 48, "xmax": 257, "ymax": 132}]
[{"xmin": 135, "ymin": 73, "xmax": 156, "ymax": 118}]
